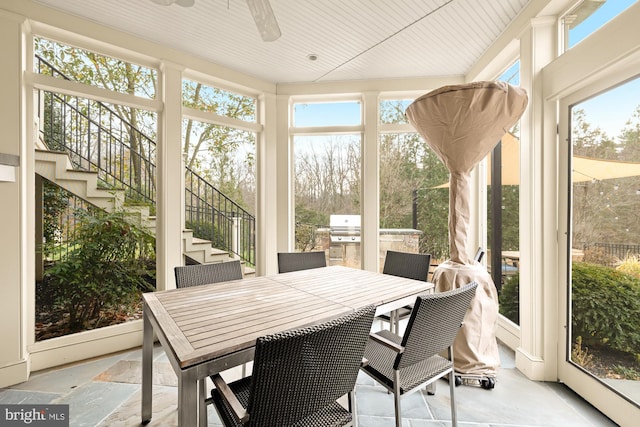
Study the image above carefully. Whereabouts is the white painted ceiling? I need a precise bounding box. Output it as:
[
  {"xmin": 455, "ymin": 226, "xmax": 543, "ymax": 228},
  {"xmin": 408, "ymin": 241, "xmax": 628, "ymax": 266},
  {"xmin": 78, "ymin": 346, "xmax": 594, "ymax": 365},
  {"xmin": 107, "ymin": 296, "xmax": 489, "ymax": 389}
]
[{"xmin": 33, "ymin": 0, "xmax": 530, "ymax": 84}]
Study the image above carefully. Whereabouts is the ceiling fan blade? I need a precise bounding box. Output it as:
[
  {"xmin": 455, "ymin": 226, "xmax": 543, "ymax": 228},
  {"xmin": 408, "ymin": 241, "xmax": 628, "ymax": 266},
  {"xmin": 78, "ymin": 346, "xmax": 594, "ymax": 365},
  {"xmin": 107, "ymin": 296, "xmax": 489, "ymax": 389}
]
[{"xmin": 246, "ymin": 0, "xmax": 281, "ymax": 42}]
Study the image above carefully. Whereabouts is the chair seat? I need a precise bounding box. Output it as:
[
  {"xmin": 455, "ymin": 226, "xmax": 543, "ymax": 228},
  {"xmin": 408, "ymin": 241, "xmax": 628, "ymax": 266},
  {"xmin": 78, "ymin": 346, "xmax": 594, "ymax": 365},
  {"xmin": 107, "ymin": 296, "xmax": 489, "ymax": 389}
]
[
  {"xmin": 211, "ymin": 377, "xmax": 353, "ymax": 427},
  {"xmin": 362, "ymin": 330, "xmax": 452, "ymax": 393}
]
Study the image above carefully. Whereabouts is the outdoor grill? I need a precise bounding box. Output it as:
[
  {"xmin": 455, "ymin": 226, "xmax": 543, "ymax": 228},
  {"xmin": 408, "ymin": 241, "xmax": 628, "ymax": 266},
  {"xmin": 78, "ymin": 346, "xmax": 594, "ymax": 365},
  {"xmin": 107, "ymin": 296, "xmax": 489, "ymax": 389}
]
[
  {"xmin": 329, "ymin": 214, "xmax": 361, "ymax": 243},
  {"xmin": 329, "ymin": 215, "xmax": 361, "ymax": 264}
]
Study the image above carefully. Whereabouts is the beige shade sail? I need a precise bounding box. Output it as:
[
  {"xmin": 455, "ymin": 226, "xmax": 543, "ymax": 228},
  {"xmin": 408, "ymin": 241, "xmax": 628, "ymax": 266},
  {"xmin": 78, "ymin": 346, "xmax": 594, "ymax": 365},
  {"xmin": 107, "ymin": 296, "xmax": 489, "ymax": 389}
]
[{"xmin": 435, "ymin": 133, "xmax": 640, "ymax": 187}]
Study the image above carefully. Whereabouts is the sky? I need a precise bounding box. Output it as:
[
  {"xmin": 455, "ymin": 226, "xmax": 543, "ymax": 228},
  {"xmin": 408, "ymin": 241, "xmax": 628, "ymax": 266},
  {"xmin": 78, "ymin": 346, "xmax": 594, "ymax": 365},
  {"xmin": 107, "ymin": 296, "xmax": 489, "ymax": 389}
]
[{"xmin": 569, "ymin": 0, "xmax": 638, "ymax": 139}]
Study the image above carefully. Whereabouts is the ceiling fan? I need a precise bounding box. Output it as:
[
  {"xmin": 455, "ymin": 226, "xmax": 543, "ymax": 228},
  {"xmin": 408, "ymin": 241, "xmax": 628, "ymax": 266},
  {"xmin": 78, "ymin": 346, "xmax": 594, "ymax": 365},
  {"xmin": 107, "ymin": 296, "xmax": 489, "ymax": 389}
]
[{"xmin": 150, "ymin": 0, "xmax": 281, "ymax": 42}]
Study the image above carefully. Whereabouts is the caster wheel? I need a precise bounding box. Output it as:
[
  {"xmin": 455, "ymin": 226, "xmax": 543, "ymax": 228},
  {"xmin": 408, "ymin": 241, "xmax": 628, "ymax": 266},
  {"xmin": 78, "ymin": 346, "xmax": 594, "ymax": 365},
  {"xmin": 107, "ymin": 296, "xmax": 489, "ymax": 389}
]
[
  {"xmin": 454, "ymin": 375, "xmax": 462, "ymax": 387},
  {"xmin": 480, "ymin": 377, "xmax": 495, "ymax": 389}
]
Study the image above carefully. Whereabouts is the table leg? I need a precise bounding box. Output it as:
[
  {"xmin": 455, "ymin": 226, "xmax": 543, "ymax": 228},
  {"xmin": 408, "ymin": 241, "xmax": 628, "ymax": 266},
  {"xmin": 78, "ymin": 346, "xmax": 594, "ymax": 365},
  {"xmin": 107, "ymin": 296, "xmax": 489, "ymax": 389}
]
[
  {"xmin": 178, "ymin": 370, "xmax": 198, "ymax": 426},
  {"xmin": 141, "ymin": 304, "xmax": 153, "ymax": 424},
  {"xmin": 198, "ymin": 379, "xmax": 207, "ymax": 427}
]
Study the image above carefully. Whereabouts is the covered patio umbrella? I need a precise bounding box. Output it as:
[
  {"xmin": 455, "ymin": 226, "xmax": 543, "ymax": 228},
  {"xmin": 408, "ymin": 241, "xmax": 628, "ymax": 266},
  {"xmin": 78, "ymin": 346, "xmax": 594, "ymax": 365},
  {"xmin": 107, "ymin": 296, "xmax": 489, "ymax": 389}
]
[{"xmin": 405, "ymin": 81, "xmax": 528, "ymax": 380}]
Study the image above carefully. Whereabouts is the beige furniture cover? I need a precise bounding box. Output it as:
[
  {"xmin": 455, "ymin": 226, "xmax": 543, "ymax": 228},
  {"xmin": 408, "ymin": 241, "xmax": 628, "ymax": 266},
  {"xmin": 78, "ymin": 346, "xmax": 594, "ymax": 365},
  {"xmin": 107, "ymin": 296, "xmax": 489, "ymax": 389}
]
[{"xmin": 405, "ymin": 81, "xmax": 527, "ymax": 376}]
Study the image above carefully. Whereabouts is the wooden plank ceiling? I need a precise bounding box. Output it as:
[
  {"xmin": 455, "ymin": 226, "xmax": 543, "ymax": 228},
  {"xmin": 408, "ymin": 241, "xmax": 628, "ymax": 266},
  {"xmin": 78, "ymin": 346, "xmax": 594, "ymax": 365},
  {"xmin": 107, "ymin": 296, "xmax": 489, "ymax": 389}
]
[{"xmin": 33, "ymin": 0, "xmax": 530, "ymax": 84}]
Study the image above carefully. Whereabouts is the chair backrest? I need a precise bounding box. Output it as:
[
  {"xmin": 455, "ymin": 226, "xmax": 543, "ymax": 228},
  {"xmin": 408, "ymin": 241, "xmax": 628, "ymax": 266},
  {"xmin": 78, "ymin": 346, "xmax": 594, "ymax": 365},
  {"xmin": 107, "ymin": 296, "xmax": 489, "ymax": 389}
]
[
  {"xmin": 246, "ymin": 305, "xmax": 376, "ymax": 426},
  {"xmin": 382, "ymin": 250, "xmax": 431, "ymax": 282},
  {"xmin": 174, "ymin": 260, "xmax": 243, "ymax": 288},
  {"xmin": 277, "ymin": 251, "xmax": 327, "ymax": 273},
  {"xmin": 395, "ymin": 282, "xmax": 478, "ymax": 370}
]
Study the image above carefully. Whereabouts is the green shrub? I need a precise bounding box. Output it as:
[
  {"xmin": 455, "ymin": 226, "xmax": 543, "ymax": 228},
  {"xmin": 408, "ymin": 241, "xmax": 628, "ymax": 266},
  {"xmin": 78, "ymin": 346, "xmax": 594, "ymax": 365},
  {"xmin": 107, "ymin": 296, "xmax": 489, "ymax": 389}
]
[
  {"xmin": 572, "ymin": 262, "xmax": 640, "ymax": 355},
  {"xmin": 45, "ymin": 210, "xmax": 155, "ymax": 331},
  {"xmin": 499, "ymin": 273, "xmax": 519, "ymax": 324},
  {"xmin": 499, "ymin": 263, "xmax": 640, "ymax": 358}
]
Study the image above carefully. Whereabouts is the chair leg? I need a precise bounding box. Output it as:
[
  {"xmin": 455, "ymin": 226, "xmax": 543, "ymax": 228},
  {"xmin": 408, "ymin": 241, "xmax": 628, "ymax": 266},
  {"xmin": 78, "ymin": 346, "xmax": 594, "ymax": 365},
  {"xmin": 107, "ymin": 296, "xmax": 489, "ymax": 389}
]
[
  {"xmin": 449, "ymin": 370, "xmax": 457, "ymax": 427},
  {"xmin": 348, "ymin": 389, "xmax": 358, "ymax": 426},
  {"xmin": 393, "ymin": 370, "xmax": 402, "ymax": 427},
  {"xmin": 426, "ymin": 381, "xmax": 436, "ymax": 395},
  {"xmin": 389, "ymin": 311, "xmax": 395, "ymax": 334}
]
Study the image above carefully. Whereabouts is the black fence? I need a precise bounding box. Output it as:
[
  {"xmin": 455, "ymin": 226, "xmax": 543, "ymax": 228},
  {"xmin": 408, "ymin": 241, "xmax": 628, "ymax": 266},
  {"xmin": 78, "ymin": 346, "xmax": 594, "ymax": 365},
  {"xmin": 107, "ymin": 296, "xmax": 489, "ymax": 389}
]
[{"xmin": 581, "ymin": 243, "xmax": 640, "ymax": 266}]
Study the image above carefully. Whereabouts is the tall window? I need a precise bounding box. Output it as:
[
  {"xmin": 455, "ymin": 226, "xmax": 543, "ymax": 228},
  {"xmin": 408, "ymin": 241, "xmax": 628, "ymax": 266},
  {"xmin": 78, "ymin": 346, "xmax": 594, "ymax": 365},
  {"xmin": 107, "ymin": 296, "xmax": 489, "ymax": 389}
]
[
  {"xmin": 378, "ymin": 99, "xmax": 449, "ymax": 271},
  {"xmin": 34, "ymin": 37, "xmax": 157, "ymax": 340},
  {"xmin": 182, "ymin": 79, "xmax": 257, "ymax": 266},
  {"xmin": 492, "ymin": 60, "xmax": 521, "ymax": 325},
  {"xmin": 292, "ymin": 101, "xmax": 362, "ymax": 267},
  {"xmin": 568, "ymin": 76, "xmax": 640, "ymax": 402}
]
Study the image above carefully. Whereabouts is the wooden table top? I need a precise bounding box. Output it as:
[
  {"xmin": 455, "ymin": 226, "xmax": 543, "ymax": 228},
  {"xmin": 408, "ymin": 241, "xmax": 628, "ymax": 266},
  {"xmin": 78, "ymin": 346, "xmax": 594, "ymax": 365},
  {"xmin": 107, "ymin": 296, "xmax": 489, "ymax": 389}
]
[{"xmin": 143, "ymin": 265, "xmax": 433, "ymax": 369}]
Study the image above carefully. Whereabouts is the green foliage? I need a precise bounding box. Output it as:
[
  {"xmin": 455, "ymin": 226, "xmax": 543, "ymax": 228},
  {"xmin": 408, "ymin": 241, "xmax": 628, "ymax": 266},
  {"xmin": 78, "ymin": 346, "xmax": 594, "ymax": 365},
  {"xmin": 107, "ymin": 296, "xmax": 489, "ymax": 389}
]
[
  {"xmin": 44, "ymin": 210, "xmax": 156, "ymax": 331},
  {"xmin": 499, "ymin": 273, "xmax": 519, "ymax": 324},
  {"xmin": 42, "ymin": 181, "xmax": 69, "ymax": 253},
  {"xmin": 612, "ymin": 365, "xmax": 640, "ymax": 380},
  {"xmin": 572, "ymin": 262, "xmax": 640, "ymax": 356},
  {"xmin": 378, "ymin": 113, "xmax": 450, "ymax": 260}
]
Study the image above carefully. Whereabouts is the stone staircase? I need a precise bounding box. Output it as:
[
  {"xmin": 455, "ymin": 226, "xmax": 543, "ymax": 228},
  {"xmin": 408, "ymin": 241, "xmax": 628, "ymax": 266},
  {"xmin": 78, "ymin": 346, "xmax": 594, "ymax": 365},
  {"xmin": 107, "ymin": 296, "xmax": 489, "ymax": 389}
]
[{"xmin": 35, "ymin": 149, "xmax": 245, "ymax": 270}]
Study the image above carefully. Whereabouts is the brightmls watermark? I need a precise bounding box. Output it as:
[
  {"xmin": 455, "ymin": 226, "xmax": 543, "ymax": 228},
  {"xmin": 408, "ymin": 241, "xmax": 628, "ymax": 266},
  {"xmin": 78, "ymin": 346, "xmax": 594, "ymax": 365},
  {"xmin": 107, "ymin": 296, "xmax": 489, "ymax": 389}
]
[{"xmin": 1, "ymin": 405, "xmax": 69, "ymax": 426}]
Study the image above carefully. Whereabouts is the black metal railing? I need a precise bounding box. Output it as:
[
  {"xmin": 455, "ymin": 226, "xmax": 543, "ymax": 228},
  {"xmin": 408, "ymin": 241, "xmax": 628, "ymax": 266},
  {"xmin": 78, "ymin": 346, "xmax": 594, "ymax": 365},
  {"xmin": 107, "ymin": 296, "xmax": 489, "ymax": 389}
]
[
  {"xmin": 41, "ymin": 178, "xmax": 101, "ymax": 263},
  {"xmin": 37, "ymin": 56, "xmax": 156, "ymax": 205},
  {"xmin": 35, "ymin": 54, "xmax": 256, "ymax": 265},
  {"xmin": 185, "ymin": 170, "xmax": 256, "ymax": 266},
  {"xmin": 581, "ymin": 242, "xmax": 640, "ymax": 266}
]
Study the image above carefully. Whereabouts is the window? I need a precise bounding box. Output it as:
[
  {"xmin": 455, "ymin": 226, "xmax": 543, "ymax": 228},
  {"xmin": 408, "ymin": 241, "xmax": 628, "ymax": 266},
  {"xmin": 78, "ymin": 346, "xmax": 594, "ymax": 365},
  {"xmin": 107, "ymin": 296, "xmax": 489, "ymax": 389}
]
[
  {"xmin": 294, "ymin": 101, "xmax": 362, "ymax": 127},
  {"xmin": 182, "ymin": 79, "xmax": 256, "ymax": 121},
  {"xmin": 568, "ymin": 76, "xmax": 640, "ymax": 404},
  {"xmin": 182, "ymin": 79, "xmax": 258, "ymax": 266},
  {"xmin": 35, "ymin": 37, "xmax": 156, "ymax": 99},
  {"xmin": 291, "ymin": 100, "xmax": 362, "ymax": 266},
  {"xmin": 561, "ymin": 0, "xmax": 637, "ymax": 52},
  {"xmin": 378, "ymin": 99, "xmax": 449, "ymax": 271},
  {"xmin": 492, "ymin": 60, "xmax": 521, "ymax": 325},
  {"xmin": 34, "ymin": 37, "xmax": 157, "ymax": 340}
]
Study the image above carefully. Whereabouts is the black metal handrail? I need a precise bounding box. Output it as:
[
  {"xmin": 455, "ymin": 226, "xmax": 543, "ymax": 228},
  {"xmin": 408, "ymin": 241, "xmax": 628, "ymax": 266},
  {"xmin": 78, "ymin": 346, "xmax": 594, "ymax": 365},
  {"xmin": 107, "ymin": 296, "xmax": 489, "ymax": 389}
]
[
  {"xmin": 185, "ymin": 169, "xmax": 256, "ymax": 266},
  {"xmin": 37, "ymin": 56, "xmax": 156, "ymax": 205},
  {"xmin": 35, "ymin": 54, "xmax": 256, "ymax": 266}
]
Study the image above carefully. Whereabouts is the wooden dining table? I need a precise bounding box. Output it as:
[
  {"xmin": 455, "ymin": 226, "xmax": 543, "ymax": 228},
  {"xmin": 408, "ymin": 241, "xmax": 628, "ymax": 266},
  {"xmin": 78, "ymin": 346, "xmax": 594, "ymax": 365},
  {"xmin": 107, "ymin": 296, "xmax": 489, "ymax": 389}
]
[{"xmin": 141, "ymin": 265, "xmax": 434, "ymax": 426}]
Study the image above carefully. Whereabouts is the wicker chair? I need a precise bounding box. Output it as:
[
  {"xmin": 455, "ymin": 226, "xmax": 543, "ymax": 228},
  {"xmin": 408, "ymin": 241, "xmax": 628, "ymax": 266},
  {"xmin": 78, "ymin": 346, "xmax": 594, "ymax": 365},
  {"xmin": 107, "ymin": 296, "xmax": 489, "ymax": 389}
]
[
  {"xmin": 377, "ymin": 250, "xmax": 431, "ymax": 333},
  {"xmin": 277, "ymin": 251, "xmax": 327, "ymax": 273},
  {"xmin": 174, "ymin": 260, "xmax": 243, "ymax": 288},
  {"xmin": 360, "ymin": 282, "xmax": 478, "ymax": 427},
  {"xmin": 209, "ymin": 305, "xmax": 376, "ymax": 426}
]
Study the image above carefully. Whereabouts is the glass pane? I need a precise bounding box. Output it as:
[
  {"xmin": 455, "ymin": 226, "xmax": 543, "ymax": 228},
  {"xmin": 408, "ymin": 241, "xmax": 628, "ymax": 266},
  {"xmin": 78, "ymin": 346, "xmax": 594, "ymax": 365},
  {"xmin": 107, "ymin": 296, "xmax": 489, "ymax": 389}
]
[
  {"xmin": 293, "ymin": 134, "xmax": 361, "ymax": 266},
  {"xmin": 36, "ymin": 91, "xmax": 157, "ymax": 340},
  {"xmin": 183, "ymin": 119, "xmax": 257, "ymax": 266},
  {"xmin": 293, "ymin": 102, "xmax": 361, "ymax": 127},
  {"xmin": 488, "ymin": 60, "xmax": 521, "ymax": 325},
  {"xmin": 569, "ymin": 76, "xmax": 640, "ymax": 404},
  {"xmin": 380, "ymin": 100, "xmax": 412, "ymax": 125},
  {"xmin": 563, "ymin": 0, "xmax": 637, "ymax": 50},
  {"xmin": 34, "ymin": 37, "xmax": 157, "ymax": 99},
  {"xmin": 182, "ymin": 79, "xmax": 256, "ymax": 122},
  {"xmin": 378, "ymin": 128, "xmax": 449, "ymax": 272}
]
